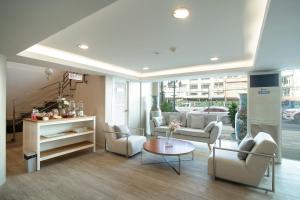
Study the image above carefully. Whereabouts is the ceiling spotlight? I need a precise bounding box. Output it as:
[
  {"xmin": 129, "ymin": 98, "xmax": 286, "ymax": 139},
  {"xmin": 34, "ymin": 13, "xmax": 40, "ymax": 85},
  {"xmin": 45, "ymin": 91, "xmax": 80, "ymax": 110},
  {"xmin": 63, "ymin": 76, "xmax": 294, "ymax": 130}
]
[
  {"xmin": 210, "ymin": 57, "xmax": 219, "ymax": 61},
  {"xmin": 143, "ymin": 67, "xmax": 149, "ymax": 70},
  {"xmin": 173, "ymin": 8, "xmax": 189, "ymax": 19},
  {"xmin": 78, "ymin": 44, "xmax": 89, "ymax": 50}
]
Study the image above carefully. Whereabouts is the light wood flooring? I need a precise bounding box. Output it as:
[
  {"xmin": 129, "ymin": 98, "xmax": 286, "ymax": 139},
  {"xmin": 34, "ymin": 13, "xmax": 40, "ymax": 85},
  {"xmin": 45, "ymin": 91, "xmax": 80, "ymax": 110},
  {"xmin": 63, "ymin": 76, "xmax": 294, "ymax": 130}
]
[{"xmin": 1, "ymin": 134, "xmax": 300, "ymax": 200}]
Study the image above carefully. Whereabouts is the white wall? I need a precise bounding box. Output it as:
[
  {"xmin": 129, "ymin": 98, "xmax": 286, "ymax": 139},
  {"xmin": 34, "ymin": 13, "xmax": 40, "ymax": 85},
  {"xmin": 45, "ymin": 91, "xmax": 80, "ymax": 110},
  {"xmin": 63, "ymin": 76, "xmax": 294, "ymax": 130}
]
[
  {"xmin": 73, "ymin": 75, "xmax": 106, "ymax": 147},
  {"xmin": 0, "ymin": 55, "xmax": 7, "ymax": 185},
  {"xmin": 141, "ymin": 82, "xmax": 152, "ymax": 135},
  {"xmin": 128, "ymin": 81, "xmax": 141, "ymax": 128}
]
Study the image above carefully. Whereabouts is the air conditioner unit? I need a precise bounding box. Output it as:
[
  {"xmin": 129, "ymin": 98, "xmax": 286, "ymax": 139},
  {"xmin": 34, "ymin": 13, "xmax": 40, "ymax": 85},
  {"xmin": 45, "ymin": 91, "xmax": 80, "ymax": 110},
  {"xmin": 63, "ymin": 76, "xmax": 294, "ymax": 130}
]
[{"xmin": 248, "ymin": 71, "xmax": 282, "ymax": 163}]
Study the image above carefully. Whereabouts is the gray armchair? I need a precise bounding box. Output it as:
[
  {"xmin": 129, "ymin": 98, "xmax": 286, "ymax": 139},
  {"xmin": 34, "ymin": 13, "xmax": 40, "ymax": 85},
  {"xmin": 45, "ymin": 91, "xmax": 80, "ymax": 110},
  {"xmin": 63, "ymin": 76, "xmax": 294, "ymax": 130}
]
[{"xmin": 104, "ymin": 123, "xmax": 147, "ymax": 158}]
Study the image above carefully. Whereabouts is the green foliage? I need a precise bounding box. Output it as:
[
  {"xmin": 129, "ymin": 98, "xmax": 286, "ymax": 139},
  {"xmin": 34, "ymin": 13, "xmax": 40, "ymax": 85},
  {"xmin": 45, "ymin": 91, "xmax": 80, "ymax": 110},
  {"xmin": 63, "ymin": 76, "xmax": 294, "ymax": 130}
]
[
  {"xmin": 228, "ymin": 102, "xmax": 238, "ymax": 128},
  {"xmin": 160, "ymin": 101, "xmax": 173, "ymax": 112}
]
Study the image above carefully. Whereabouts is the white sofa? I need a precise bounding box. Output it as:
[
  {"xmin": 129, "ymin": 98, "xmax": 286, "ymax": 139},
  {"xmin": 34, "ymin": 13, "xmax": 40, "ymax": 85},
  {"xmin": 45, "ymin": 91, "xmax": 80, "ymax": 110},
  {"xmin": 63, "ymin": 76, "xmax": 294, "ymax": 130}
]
[
  {"xmin": 104, "ymin": 123, "xmax": 147, "ymax": 157},
  {"xmin": 207, "ymin": 132, "xmax": 277, "ymax": 192},
  {"xmin": 151, "ymin": 112, "xmax": 223, "ymax": 150}
]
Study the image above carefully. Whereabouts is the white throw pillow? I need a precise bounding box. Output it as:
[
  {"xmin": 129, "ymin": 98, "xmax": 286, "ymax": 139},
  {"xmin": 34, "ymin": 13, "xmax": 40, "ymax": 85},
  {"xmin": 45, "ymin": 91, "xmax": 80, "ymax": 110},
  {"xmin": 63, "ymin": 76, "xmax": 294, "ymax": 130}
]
[
  {"xmin": 190, "ymin": 115, "xmax": 205, "ymax": 129},
  {"xmin": 204, "ymin": 121, "xmax": 216, "ymax": 133}
]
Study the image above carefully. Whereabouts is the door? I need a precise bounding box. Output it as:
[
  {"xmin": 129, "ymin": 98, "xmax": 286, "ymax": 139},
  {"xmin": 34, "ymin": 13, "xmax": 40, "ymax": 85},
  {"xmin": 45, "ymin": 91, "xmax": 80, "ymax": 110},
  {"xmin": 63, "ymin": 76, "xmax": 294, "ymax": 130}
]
[{"xmin": 113, "ymin": 81, "xmax": 128, "ymax": 125}]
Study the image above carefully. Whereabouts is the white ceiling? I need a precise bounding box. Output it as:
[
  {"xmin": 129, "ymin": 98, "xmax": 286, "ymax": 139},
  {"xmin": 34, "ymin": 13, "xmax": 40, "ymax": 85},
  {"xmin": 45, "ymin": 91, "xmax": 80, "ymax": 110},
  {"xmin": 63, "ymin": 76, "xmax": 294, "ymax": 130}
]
[
  {"xmin": 0, "ymin": 0, "xmax": 116, "ymax": 57},
  {"xmin": 254, "ymin": 0, "xmax": 300, "ymax": 70},
  {"xmin": 18, "ymin": 0, "xmax": 268, "ymax": 79},
  {"xmin": 3, "ymin": 0, "xmax": 300, "ymax": 79},
  {"xmin": 39, "ymin": 0, "xmax": 259, "ymax": 72}
]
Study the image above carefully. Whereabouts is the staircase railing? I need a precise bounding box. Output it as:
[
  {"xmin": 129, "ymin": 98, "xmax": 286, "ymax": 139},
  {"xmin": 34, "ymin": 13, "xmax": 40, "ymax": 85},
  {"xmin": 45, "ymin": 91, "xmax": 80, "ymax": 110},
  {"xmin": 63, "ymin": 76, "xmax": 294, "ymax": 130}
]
[{"xmin": 8, "ymin": 71, "xmax": 87, "ymax": 142}]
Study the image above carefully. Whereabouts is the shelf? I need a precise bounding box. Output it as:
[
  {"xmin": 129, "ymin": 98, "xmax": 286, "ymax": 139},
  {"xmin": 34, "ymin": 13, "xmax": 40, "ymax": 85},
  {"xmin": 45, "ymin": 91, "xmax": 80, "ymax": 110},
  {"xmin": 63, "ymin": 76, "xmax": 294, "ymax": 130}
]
[
  {"xmin": 40, "ymin": 130, "xmax": 94, "ymax": 143},
  {"xmin": 40, "ymin": 141, "xmax": 94, "ymax": 161},
  {"xmin": 23, "ymin": 116, "xmax": 95, "ymax": 126}
]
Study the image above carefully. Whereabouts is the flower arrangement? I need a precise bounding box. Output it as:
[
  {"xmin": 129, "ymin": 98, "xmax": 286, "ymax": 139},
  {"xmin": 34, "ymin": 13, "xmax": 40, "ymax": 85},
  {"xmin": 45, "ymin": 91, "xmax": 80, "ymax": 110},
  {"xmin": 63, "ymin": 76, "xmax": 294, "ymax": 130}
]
[
  {"xmin": 168, "ymin": 120, "xmax": 181, "ymax": 135},
  {"xmin": 57, "ymin": 97, "xmax": 69, "ymax": 109}
]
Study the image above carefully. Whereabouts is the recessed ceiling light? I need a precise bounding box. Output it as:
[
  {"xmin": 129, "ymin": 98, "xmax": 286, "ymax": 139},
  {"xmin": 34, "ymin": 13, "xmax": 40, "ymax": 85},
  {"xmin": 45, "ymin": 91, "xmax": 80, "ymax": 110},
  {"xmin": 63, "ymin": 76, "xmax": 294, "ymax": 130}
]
[
  {"xmin": 143, "ymin": 67, "xmax": 149, "ymax": 70},
  {"xmin": 173, "ymin": 8, "xmax": 189, "ymax": 19},
  {"xmin": 210, "ymin": 57, "xmax": 219, "ymax": 61},
  {"xmin": 78, "ymin": 44, "xmax": 89, "ymax": 50}
]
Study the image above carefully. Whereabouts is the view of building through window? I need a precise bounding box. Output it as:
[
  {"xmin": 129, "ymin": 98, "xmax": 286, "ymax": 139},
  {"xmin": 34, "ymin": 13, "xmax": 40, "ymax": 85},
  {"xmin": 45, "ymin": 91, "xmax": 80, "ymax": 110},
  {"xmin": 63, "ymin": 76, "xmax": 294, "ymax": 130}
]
[{"xmin": 160, "ymin": 75, "xmax": 247, "ymax": 111}]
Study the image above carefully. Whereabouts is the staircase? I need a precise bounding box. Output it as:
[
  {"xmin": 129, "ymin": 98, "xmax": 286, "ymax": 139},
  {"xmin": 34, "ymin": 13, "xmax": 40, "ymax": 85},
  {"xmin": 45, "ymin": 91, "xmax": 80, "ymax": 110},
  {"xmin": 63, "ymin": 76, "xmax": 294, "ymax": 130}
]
[{"xmin": 6, "ymin": 71, "xmax": 88, "ymax": 142}]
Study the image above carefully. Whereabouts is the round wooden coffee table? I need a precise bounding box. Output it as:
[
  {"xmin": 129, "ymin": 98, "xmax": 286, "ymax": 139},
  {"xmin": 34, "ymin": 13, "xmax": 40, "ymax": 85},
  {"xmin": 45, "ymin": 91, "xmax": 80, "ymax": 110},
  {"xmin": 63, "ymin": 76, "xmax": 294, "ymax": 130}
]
[{"xmin": 142, "ymin": 138, "xmax": 195, "ymax": 175}]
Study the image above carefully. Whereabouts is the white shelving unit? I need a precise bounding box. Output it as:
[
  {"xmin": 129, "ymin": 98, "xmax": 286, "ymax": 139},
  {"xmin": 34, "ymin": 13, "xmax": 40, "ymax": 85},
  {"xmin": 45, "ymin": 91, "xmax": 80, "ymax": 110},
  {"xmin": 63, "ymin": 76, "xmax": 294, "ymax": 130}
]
[{"xmin": 23, "ymin": 116, "xmax": 96, "ymax": 170}]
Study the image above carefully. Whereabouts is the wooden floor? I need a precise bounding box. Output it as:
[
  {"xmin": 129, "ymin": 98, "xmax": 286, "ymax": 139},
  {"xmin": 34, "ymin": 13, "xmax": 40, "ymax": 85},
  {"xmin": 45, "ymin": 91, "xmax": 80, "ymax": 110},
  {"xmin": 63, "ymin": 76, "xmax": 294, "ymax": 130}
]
[{"xmin": 1, "ymin": 135, "xmax": 300, "ymax": 200}]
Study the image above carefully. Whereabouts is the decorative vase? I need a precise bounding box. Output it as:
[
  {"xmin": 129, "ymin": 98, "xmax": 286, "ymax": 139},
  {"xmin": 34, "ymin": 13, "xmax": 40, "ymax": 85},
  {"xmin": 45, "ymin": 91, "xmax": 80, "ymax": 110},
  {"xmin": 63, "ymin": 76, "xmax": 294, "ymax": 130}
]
[
  {"xmin": 165, "ymin": 130, "xmax": 174, "ymax": 147},
  {"xmin": 235, "ymin": 93, "xmax": 248, "ymax": 142}
]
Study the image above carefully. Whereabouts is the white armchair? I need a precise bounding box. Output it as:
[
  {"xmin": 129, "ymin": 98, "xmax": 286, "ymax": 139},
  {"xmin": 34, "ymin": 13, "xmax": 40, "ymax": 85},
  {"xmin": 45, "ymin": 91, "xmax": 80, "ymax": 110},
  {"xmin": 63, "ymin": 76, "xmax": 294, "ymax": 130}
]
[
  {"xmin": 104, "ymin": 123, "xmax": 147, "ymax": 158},
  {"xmin": 208, "ymin": 132, "xmax": 277, "ymax": 192}
]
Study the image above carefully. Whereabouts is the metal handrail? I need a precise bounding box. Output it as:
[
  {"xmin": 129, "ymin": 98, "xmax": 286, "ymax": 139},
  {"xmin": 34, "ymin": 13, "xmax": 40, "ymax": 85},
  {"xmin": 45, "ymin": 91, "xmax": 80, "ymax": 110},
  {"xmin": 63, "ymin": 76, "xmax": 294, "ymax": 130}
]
[{"xmin": 8, "ymin": 71, "xmax": 87, "ymax": 143}]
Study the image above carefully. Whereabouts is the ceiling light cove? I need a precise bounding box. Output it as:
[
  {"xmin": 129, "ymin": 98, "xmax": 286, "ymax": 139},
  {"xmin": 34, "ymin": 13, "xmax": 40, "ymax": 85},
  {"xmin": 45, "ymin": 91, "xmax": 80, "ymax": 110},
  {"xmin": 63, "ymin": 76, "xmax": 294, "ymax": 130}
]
[
  {"xmin": 173, "ymin": 8, "xmax": 189, "ymax": 19},
  {"xmin": 210, "ymin": 57, "xmax": 219, "ymax": 61},
  {"xmin": 18, "ymin": 44, "xmax": 140, "ymax": 78},
  {"xmin": 78, "ymin": 44, "xmax": 89, "ymax": 50},
  {"xmin": 143, "ymin": 67, "xmax": 149, "ymax": 70}
]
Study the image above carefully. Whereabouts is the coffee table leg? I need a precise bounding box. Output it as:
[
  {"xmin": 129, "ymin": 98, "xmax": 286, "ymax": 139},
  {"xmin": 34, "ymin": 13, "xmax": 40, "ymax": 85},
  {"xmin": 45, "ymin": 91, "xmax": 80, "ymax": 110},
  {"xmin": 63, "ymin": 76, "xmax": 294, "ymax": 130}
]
[{"xmin": 178, "ymin": 155, "xmax": 181, "ymax": 175}]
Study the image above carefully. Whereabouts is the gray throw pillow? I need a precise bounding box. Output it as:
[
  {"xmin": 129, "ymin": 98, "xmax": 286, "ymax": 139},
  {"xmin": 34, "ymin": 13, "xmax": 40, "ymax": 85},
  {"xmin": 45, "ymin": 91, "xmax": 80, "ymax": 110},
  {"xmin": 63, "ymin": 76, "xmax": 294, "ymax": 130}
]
[
  {"xmin": 238, "ymin": 137, "xmax": 255, "ymax": 160},
  {"xmin": 113, "ymin": 125, "xmax": 131, "ymax": 139},
  {"xmin": 152, "ymin": 117, "xmax": 161, "ymax": 127},
  {"xmin": 204, "ymin": 121, "xmax": 216, "ymax": 133}
]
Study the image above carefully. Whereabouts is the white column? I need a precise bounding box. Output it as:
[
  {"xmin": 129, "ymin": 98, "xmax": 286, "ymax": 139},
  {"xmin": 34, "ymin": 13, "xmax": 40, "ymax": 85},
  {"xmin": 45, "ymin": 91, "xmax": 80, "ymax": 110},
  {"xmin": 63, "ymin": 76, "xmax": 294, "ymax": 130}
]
[{"xmin": 0, "ymin": 55, "xmax": 6, "ymax": 185}]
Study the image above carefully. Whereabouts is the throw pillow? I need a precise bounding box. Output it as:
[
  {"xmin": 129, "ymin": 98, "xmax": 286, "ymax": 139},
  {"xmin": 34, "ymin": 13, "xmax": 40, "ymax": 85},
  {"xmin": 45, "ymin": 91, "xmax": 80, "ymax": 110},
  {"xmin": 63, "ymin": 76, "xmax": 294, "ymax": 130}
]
[
  {"xmin": 190, "ymin": 115, "xmax": 205, "ymax": 129},
  {"xmin": 113, "ymin": 125, "xmax": 131, "ymax": 139},
  {"xmin": 153, "ymin": 117, "xmax": 161, "ymax": 127},
  {"xmin": 204, "ymin": 121, "xmax": 216, "ymax": 133},
  {"xmin": 237, "ymin": 137, "xmax": 256, "ymax": 160}
]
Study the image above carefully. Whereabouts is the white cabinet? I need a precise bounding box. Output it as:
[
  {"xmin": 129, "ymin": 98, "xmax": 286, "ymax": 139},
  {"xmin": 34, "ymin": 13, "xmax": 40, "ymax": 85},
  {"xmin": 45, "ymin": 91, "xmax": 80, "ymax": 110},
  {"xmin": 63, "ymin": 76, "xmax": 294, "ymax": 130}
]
[{"xmin": 23, "ymin": 116, "xmax": 96, "ymax": 170}]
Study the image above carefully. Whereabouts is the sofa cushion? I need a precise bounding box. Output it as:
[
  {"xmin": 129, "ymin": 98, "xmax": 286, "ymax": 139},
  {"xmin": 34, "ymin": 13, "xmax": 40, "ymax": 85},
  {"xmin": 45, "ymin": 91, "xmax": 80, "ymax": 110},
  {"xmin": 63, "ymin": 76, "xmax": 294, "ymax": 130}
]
[
  {"xmin": 154, "ymin": 126, "xmax": 169, "ymax": 133},
  {"xmin": 169, "ymin": 113, "xmax": 181, "ymax": 123},
  {"xmin": 190, "ymin": 114, "xmax": 205, "ymax": 129},
  {"xmin": 176, "ymin": 127, "xmax": 210, "ymax": 138},
  {"xmin": 114, "ymin": 125, "xmax": 131, "ymax": 138},
  {"xmin": 180, "ymin": 112, "xmax": 187, "ymax": 127},
  {"xmin": 204, "ymin": 121, "xmax": 216, "ymax": 133},
  {"xmin": 205, "ymin": 114, "xmax": 218, "ymax": 126},
  {"xmin": 238, "ymin": 137, "xmax": 255, "ymax": 160}
]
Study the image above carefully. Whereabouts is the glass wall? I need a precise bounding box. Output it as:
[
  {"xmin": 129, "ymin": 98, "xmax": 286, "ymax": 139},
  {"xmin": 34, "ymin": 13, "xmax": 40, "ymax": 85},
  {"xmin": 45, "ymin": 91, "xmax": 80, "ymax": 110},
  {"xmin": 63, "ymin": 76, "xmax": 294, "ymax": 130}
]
[
  {"xmin": 281, "ymin": 69, "xmax": 300, "ymax": 161},
  {"xmin": 160, "ymin": 74, "xmax": 248, "ymax": 140}
]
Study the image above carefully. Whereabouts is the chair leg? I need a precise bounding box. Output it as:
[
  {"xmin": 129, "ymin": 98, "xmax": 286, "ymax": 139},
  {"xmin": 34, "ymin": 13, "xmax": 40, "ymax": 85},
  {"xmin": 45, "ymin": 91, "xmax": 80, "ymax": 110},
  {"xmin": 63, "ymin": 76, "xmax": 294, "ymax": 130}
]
[
  {"xmin": 104, "ymin": 139, "xmax": 107, "ymax": 152},
  {"xmin": 219, "ymin": 138, "xmax": 222, "ymax": 147},
  {"xmin": 207, "ymin": 143, "xmax": 212, "ymax": 151}
]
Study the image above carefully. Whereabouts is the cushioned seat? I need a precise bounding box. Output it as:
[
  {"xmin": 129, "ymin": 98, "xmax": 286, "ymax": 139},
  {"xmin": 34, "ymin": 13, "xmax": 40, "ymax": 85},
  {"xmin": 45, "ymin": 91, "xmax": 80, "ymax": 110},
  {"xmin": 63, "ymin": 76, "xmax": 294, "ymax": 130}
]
[
  {"xmin": 151, "ymin": 112, "xmax": 223, "ymax": 150},
  {"xmin": 104, "ymin": 123, "xmax": 146, "ymax": 157},
  {"xmin": 154, "ymin": 126, "xmax": 169, "ymax": 133},
  {"xmin": 112, "ymin": 135, "xmax": 147, "ymax": 156},
  {"xmin": 176, "ymin": 127, "xmax": 210, "ymax": 138},
  {"xmin": 207, "ymin": 132, "xmax": 277, "ymax": 191}
]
